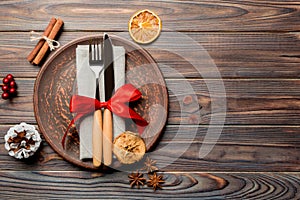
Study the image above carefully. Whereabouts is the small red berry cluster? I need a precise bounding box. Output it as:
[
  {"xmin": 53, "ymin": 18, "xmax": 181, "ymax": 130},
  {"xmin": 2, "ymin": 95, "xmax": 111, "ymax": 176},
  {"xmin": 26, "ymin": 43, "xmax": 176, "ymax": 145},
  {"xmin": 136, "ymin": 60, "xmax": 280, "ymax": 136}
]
[{"xmin": 2, "ymin": 74, "xmax": 17, "ymax": 99}]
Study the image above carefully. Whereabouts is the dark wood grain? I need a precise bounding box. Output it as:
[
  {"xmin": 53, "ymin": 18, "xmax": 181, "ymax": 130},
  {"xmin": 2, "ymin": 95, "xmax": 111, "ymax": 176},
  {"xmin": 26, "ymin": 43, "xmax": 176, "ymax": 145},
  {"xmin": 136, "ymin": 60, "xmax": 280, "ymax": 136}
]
[
  {"xmin": 154, "ymin": 144, "xmax": 300, "ymax": 172},
  {"xmin": 1, "ymin": 32, "xmax": 300, "ymax": 79},
  {"xmin": 1, "ymin": 125, "xmax": 300, "ymax": 171},
  {"xmin": 0, "ymin": 171, "xmax": 299, "ymax": 199},
  {"xmin": 0, "ymin": 0, "xmax": 300, "ymax": 32},
  {"xmin": 167, "ymin": 79, "xmax": 300, "ymax": 125},
  {"xmin": 2, "ymin": 78, "xmax": 300, "ymax": 125},
  {"xmin": 1, "ymin": 0, "xmax": 300, "ymax": 198}
]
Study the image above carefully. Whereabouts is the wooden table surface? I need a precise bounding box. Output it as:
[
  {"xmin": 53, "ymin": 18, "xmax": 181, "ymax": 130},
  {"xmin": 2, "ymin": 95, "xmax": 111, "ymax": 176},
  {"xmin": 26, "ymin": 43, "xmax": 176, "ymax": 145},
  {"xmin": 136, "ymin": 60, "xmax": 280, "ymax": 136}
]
[{"xmin": 1, "ymin": 0, "xmax": 300, "ymax": 199}]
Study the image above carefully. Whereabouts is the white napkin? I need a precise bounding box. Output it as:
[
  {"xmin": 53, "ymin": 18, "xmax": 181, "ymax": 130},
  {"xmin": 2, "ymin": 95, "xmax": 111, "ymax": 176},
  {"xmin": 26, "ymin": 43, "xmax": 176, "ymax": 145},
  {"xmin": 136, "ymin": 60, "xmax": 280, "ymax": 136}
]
[
  {"xmin": 112, "ymin": 46, "xmax": 126, "ymax": 138},
  {"xmin": 76, "ymin": 45, "xmax": 95, "ymax": 160},
  {"xmin": 76, "ymin": 44, "xmax": 125, "ymax": 160}
]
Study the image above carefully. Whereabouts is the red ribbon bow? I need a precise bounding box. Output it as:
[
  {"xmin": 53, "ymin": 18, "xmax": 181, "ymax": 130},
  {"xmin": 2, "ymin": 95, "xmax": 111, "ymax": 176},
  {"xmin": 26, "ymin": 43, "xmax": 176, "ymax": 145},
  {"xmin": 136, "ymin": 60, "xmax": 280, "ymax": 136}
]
[{"xmin": 62, "ymin": 84, "xmax": 148, "ymax": 148}]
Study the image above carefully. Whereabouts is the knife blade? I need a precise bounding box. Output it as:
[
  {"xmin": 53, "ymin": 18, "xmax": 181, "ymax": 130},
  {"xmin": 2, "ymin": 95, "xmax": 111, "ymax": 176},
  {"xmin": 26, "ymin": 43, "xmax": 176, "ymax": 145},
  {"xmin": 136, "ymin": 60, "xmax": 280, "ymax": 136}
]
[{"xmin": 103, "ymin": 33, "xmax": 114, "ymax": 166}]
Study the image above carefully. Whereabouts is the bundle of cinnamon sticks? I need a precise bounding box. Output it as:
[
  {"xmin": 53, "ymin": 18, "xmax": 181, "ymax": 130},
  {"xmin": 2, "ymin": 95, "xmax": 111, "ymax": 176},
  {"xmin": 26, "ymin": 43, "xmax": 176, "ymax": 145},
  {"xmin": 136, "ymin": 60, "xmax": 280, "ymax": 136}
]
[{"xmin": 27, "ymin": 17, "xmax": 64, "ymax": 66}]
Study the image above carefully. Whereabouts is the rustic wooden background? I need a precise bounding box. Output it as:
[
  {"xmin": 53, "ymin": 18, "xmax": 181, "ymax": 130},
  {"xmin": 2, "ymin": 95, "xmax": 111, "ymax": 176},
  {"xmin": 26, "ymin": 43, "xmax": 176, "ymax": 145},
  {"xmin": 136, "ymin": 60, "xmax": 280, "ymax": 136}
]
[{"xmin": 1, "ymin": 0, "xmax": 300, "ymax": 199}]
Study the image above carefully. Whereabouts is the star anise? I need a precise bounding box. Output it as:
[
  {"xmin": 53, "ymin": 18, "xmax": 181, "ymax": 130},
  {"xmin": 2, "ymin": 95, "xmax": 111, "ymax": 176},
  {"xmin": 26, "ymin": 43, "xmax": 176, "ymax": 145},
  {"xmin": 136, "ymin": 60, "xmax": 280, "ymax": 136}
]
[
  {"xmin": 147, "ymin": 172, "xmax": 165, "ymax": 191},
  {"xmin": 142, "ymin": 157, "xmax": 159, "ymax": 173},
  {"xmin": 128, "ymin": 171, "xmax": 146, "ymax": 188}
]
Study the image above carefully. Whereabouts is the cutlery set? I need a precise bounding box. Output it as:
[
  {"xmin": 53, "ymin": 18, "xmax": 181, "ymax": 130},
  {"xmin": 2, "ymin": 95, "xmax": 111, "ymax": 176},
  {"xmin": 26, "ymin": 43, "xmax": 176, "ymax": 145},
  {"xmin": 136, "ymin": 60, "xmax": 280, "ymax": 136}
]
[{"xmin": 76, "ymin": 33, "xmax": 125, "ymax": 167}]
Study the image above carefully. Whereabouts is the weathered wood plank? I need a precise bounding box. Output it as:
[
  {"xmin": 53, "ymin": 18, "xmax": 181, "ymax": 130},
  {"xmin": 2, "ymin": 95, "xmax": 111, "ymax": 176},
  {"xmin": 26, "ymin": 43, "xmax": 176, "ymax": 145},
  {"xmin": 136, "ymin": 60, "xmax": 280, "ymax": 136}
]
[
  {"xmin": 168, "ymin": 79, "xmax": 300, "ymax": 125},
  {"xmin": 0, "ymin": 80, "xmax": 35, "ymax": 124},
  {"xmin": 0, "ymin": 171, "xmax": 299, "ymax": 199},
  {"xmin": 0, "ymin": 125, "xmax": 300, "ymax": 171},
  {"xmin": 153, "ymin": 143, "xmax": 300, "ymax": 171},
  {"xmin": 162, "ymin": 125, "xmax": 300, "ymax": 146},
  {"xmin": 1, "ymin": 1, "xmax": 299, "ymax": 199},
  {"xmin": 1, "ymin": 32, "xmax": 300, "ymax": 78},
  {"xmin": 0, "ymin": 0, "xmax": 300, "ymax": 32},
  {"xmin": 1, "ymin": 78, "xmax": 300, "ymax": 125}
]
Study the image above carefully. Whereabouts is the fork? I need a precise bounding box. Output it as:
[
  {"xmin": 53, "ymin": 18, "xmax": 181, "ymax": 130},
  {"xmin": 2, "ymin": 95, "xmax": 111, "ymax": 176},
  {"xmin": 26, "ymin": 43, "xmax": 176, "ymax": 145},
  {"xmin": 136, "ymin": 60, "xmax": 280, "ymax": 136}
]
[{"xmin": 89, "ymin": 41, "xmax": 104, "ymax": 167}]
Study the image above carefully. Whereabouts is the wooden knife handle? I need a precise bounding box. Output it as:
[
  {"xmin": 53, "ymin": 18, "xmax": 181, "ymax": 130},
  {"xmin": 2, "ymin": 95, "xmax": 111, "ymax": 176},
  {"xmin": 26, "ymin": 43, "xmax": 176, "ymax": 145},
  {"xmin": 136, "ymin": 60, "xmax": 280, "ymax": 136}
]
[
  {"xmin": 103, "ymin": 109, "xmax": 113, "ymax": 166},
  {"xmin": 92, "ymin": 110, "xmax": 103, "ymax": 167}
]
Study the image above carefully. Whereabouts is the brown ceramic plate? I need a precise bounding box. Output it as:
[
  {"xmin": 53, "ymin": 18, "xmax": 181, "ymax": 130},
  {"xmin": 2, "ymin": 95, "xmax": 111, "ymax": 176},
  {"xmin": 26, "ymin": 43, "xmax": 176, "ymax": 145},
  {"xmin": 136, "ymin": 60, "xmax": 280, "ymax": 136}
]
[{"xmin": 34, "ymin": 35, "xmax": 168, "ymax": 170}]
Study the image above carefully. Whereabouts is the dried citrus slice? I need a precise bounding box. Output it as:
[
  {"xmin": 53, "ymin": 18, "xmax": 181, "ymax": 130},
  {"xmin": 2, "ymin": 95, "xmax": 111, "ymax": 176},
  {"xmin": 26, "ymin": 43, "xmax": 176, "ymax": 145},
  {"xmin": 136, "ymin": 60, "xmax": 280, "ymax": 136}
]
[
  {"xmin": 128, "ymin": 9, "xmax": 162, "ymax": 44},
  {"xmin": 113, "ymin": 131, "xmax": 146, "ymax": 164}
]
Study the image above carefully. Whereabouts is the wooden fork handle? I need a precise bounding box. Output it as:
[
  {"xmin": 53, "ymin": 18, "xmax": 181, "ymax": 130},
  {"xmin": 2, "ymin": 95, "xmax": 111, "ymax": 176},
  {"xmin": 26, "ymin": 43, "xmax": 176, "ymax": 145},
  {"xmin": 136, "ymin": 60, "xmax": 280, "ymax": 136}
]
[
  {"xmin": 92, "ymin": 110, "xmax": 103, "ymax": 167},
  {"xmin": 103, "ymin": 109, "xmax": 113, "ymax": 166}
]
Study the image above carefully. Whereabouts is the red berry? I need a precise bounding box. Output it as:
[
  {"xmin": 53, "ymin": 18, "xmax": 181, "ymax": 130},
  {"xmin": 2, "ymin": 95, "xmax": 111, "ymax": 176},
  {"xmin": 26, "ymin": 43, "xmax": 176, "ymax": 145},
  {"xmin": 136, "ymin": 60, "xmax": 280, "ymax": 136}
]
[
  {"xmin": 2, "ymin": 85, "xmax": 9, "ymax": 92},
  {"xmin": 5, "ymin": 74, "xmax": 14, "ymax": 81},
  {"xmin": 2, "ymin": 92, "xmax": 10, "ymax": 99},
  {"xmin": 3, "ymin": 78, "xmax": 9, "ymax": 84},
  {"xmin": 9, "ymin": 88, "xmax": 17, "ymax": 95},
  {"xmin": 9, "ymin": 81, "xmax": 16, "ymax": 88}
]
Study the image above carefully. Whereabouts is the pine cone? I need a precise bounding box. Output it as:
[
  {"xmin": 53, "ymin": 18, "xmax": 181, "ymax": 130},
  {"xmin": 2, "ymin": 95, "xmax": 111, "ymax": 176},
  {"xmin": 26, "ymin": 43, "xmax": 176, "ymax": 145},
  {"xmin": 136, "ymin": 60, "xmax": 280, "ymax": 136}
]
[{"xmin": 4, "ymin": 122, "xmax": 41, "ymax": 159}]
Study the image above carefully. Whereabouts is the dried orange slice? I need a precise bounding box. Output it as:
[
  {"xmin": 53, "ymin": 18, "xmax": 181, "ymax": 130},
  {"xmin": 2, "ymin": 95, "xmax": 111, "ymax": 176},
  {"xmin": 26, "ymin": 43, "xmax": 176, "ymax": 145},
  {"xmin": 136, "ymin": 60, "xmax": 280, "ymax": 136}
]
[{"xmin": 129, "ymin": 9, "xmax": 162, "ymax": 44}]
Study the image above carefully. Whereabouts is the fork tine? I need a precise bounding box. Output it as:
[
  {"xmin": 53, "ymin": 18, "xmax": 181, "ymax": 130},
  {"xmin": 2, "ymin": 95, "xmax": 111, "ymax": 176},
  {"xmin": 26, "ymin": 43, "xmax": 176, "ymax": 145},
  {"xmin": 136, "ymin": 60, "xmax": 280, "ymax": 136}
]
[
  {"xmin": 89, "ymin": 43, "xmax": 92, "ymax": 64},
  {"xmin": 89, "ymin": 39, "xmax": 102, "ymax": 65},
  {"xmin": 95, "ymin": 42, "xmax": 97, "ymax": 61},
  {"xmin": 101, "ymin": 40, "xmax": 104, "ymax": 62},
  {"xmin": 93, "ymin": 43, "xmax": 96, "ymax": 61},
  {"xmin": 97, "ymin": 41, "xmax": 100, "ymax": 60}
]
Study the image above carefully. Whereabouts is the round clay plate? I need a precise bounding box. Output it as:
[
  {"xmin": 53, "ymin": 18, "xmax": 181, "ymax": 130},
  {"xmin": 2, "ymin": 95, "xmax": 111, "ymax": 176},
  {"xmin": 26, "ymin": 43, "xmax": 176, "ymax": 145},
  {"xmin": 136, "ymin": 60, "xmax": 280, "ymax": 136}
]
[{"xmin": 34, "ymin": 34, "xmax": 168, "ymax": 170}]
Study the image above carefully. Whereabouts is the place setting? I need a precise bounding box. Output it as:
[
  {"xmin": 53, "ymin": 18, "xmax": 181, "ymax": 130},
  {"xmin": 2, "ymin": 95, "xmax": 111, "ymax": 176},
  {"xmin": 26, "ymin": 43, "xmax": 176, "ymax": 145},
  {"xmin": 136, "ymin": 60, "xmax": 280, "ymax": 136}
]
[
  {"xmin": 0, "ymin": 0, "xmax": 300, "ymax": 199},
  {"xmin": 5, "ymin": 10, "xmax": 167, "ymax": 171},
  {"xmin": 1, "ymin": 1, "xmax": 300, "ymax": 198}
]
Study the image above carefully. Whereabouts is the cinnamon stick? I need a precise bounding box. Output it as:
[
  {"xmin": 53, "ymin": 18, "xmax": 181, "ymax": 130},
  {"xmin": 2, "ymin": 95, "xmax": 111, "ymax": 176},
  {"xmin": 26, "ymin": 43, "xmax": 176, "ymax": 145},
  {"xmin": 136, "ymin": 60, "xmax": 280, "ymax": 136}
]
[
  {"xmin": 27, "ymin": 17, "xmax": 57, "ymax": 63},
  {"xmin": 32, "ymin": 18, "xmax": 64, "ymax": 66}
]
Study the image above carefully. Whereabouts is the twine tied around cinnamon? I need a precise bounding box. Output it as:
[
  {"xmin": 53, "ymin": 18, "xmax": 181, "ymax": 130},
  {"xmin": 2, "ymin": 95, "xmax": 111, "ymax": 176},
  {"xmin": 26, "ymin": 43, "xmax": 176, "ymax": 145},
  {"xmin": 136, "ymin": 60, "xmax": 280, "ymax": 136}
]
[{"xmin": 29, "ymin": 31, "xmax": 60, "ymax": 51}]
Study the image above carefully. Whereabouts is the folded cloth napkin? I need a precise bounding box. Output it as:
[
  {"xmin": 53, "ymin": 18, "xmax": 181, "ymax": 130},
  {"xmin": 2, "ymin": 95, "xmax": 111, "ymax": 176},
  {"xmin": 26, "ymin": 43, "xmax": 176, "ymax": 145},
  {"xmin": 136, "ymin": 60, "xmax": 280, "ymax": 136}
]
[
  {"xmin": 112, "ymin": 46, "xmax": 126, "ymax": 138},
  {"xmin": 76, "ymin": 45, "xmax": 95, "ymax": 160},
  {"xmin": 76, "ymin": 44, "xmax": 125, "ymax": 160}
]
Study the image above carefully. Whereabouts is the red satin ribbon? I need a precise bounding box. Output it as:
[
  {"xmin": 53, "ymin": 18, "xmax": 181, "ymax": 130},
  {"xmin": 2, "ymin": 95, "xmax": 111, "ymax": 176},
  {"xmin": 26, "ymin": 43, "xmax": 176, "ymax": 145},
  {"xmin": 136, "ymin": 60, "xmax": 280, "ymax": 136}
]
[{"xmin": 62, "ymin": 84, "xmax": 148, "ymax": 148}]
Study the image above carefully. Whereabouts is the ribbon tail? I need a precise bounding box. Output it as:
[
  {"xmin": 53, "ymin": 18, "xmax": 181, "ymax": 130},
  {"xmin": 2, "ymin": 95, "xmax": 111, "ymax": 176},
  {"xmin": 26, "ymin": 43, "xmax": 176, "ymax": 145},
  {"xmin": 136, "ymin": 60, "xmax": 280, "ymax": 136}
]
[
  {"xmin": 136, "ymin": 125, "xmax": 146, "ymax": 135},
  {"xmin": 127, "ymin": 107, "xmax": 148, "ymax": 135},
  {"xmin": 62, "ymin": 118, "xmax": 75, "ymax": 149},
  {"xmin": 62, "ymin": 113, "xmax": 85, "ymax": 149},
  {"xmin": 128, "ymin": 107, "xmax": 148, "ymax": 126}
]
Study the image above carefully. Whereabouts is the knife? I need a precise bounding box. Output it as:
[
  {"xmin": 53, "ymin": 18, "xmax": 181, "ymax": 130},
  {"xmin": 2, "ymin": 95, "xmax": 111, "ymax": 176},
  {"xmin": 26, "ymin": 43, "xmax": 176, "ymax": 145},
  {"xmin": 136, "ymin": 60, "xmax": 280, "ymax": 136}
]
[{"xmin": 103, "ymin": 33, "xmax": 114, "ymax": 166}]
